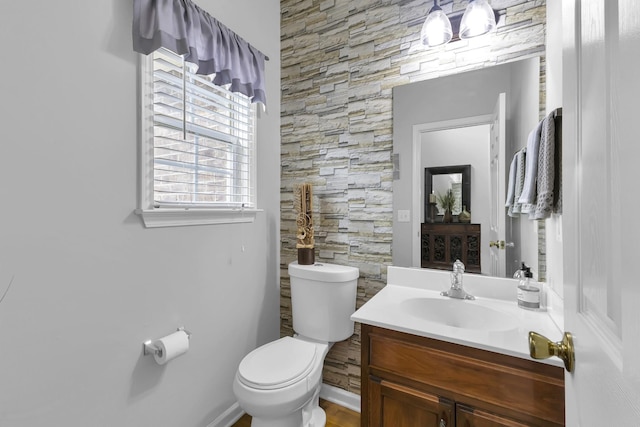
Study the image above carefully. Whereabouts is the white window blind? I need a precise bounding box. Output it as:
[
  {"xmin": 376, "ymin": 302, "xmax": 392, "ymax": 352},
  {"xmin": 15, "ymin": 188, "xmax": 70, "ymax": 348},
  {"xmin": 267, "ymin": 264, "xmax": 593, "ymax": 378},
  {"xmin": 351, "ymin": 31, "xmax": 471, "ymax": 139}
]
[{"xmin": 148, "ymin": 48, "xmax": 256, "ymax": 209}]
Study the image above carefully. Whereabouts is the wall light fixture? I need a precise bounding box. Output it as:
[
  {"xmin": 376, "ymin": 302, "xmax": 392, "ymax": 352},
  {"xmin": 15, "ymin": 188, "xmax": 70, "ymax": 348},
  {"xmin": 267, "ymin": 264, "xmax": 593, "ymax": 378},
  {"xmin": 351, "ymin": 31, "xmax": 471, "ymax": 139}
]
[
  {"xmin": 420, "ymin": 1, "xmax": 453, "ymax": 48},
  {"xmin": 421, "ymin": 0, "xmax": 498, "ymax": 48}
]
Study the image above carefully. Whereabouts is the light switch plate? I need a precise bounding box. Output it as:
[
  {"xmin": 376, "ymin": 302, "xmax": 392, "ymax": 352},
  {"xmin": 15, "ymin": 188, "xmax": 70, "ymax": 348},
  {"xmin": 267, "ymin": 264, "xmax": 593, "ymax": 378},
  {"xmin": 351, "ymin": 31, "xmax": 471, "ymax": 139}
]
[{"xmin": 397, "ymin": 210, "xmax": 410, "ymax": 222}]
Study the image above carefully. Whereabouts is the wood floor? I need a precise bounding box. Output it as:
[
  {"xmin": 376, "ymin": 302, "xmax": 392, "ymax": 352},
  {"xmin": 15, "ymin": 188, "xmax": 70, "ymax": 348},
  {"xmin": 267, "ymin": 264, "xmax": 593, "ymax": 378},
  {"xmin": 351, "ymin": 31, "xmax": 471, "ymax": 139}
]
[{"xmin": 231, "ymin": 399, "xmax": 360, "ymax": 427}]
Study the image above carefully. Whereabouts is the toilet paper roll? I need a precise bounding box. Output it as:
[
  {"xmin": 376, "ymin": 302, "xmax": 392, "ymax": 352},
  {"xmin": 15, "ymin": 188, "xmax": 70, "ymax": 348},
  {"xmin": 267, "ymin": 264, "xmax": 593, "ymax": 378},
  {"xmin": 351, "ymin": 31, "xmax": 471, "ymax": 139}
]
[{"xmin": 153, "ymin": 330, "xmax": 189, "ymax": 365}]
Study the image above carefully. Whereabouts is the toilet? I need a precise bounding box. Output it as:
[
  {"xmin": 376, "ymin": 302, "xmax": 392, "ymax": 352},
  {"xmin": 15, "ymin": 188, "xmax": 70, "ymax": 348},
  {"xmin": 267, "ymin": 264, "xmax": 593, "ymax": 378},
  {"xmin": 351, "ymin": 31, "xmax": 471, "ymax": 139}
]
[{"xmin": 233, "ymin": 261, "xmax": 359, "ymax": 427}]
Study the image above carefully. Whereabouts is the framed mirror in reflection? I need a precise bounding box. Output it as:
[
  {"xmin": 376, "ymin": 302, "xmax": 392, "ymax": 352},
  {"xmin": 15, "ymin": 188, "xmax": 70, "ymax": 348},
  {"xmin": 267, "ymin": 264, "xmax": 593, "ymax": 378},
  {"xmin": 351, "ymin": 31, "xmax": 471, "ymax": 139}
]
[{"xmin": 425, "ymin": 165, "xmax": 471, "ymax": 222}]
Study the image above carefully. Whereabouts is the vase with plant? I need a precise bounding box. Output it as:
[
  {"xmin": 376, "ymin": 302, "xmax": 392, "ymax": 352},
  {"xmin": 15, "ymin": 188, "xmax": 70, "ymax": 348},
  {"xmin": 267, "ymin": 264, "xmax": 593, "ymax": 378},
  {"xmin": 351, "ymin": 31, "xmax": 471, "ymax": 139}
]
[{"xmin": 437, "ymin": 189, "xmax": 456, "ymax": 223}]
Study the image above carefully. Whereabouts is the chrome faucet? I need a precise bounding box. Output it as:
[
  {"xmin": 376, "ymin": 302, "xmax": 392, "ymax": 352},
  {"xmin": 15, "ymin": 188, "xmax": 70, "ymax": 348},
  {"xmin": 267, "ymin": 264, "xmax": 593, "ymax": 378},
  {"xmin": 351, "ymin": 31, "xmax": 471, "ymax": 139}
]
[{"xmin": 441, "ymin": 259, "xmax": 475, "ymax": 300}]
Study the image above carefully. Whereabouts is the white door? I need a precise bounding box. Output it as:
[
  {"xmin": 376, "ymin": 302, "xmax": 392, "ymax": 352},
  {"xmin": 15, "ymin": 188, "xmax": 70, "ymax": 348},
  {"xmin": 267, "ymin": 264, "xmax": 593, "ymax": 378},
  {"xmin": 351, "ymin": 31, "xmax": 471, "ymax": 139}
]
[
  {"xmin": 562, "ymin": 0, "xmax": 640, "ymax": 424},
  {"xmin": 488, "ymin": 93, "xmax": 506, "ymax": 277}
]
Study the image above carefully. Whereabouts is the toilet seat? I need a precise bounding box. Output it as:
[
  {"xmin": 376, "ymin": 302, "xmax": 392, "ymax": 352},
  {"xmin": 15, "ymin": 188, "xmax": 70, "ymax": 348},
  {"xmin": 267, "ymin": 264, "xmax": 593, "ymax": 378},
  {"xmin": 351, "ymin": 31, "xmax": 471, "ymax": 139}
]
[{"xmin": 238, "ymin": 337, "xmax": 318, "ymax": 390}]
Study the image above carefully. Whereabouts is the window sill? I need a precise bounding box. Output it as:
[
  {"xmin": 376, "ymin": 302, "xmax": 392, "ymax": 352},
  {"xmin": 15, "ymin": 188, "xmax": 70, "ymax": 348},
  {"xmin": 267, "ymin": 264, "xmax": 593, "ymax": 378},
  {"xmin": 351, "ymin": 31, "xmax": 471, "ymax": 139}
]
[{"xmin": 135, "ymin": 208, "xmax": 261, "ymax": 228}]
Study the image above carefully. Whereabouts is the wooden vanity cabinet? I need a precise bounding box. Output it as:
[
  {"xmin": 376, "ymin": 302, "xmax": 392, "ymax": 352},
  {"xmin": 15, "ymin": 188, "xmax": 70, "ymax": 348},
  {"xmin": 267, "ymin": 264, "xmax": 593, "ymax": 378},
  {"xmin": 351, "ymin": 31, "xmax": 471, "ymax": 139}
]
[
  {"xmin": 369, "ymin": 379, "xmax": 453, "ymax": 427},
  {"xmin": 361, "ymin": 325, "xmax": 565, "ymax": 427},
  {"xmin": 456, "ymin": 405, "xmax": 529, "ymax": 427},
  {"xmin": 421, "ymin": 223, "xmax": 481, "ymax": 273}
]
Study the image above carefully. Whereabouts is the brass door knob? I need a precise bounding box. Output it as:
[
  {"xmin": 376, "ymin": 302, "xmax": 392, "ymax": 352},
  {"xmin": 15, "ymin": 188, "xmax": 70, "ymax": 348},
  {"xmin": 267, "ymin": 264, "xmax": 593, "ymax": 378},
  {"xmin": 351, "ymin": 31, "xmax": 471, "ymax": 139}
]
[
  {"xmin": 529, "ymin": 331, "xmax": 575, "ymax": 373},
  {"xmin": 489, "ymin": 240, "xmax": 513, "ymax": 249}
]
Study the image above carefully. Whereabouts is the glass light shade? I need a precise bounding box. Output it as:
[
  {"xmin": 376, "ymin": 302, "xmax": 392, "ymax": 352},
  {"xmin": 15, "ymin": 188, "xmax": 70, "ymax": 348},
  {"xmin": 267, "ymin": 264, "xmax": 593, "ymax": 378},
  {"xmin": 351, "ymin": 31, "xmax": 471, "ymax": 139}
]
[
  {"xmin": 459, "ymin": 0, "xmax": 496, "ymax": 39},
  {"xmin": 421, "ymin": 7, "xmax": 453, "ymax": 48}
]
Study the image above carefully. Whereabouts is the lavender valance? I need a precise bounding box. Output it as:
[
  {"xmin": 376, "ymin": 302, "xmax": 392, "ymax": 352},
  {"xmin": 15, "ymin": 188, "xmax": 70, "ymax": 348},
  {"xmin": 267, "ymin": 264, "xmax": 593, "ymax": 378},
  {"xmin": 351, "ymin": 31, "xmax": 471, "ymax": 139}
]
[{"xmin": 132, "ymin": 0, "xmax": 268, "ymax": 105}]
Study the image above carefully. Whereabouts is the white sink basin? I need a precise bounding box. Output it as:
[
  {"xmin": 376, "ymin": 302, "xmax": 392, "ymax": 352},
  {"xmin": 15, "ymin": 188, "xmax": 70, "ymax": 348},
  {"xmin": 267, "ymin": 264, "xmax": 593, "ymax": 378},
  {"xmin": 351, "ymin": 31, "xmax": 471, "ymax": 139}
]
[
  {"xmin": 350, "ymin": 266, "xmax": 564, "ymax": 366},
  {"xmin": 400, "ymin": 297, "xmax": 518, "ymax": 332}
]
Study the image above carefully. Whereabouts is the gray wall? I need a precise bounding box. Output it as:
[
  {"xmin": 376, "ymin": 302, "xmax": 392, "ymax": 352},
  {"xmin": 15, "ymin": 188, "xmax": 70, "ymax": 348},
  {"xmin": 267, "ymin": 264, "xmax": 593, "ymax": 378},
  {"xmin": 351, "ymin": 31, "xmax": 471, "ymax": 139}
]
[
  {"xmin": 0, "ymin": 1, "xmax": 280, "ymax": 426},
  {"xmin": 508, "ymin": 58, "xmax": 544, "ymax": 277}
]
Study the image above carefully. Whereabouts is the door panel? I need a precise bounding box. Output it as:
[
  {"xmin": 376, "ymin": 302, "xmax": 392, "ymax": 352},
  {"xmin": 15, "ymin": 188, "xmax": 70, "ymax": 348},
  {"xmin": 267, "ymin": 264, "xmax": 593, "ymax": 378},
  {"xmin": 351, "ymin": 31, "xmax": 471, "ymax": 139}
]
[
  {"xmin": 489, "ymin": 93, "xmax": 506, "ymax": 276},
  {"xmin": 562, "ymin": 0, "xmax": 640, "ymax": 424}
]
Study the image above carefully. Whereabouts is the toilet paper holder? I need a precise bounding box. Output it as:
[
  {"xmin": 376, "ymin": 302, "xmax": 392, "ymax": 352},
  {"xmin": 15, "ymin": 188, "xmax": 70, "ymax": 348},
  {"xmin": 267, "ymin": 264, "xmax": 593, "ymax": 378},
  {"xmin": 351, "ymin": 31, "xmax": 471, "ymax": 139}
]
[{"xmin": 143, "ymin": 327, "xmax": 192, "ymax": 357}]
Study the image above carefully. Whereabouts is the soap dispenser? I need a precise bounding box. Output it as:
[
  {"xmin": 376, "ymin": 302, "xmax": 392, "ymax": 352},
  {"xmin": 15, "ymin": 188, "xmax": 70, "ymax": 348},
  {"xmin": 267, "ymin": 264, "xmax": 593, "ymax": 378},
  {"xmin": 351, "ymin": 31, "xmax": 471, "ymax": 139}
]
[
  {"xmin": 513, "ymin": 262, "xmax": 526, "ymax": 280},
  {"xmin": 516, "ymin": 264, "xmax": 541, "ymax": 310}
]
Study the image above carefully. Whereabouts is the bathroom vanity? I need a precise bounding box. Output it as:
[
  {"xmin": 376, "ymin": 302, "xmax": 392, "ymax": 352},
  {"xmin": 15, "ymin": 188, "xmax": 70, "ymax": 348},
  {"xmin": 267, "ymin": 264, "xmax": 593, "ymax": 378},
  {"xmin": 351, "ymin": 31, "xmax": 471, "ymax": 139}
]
[
  {"xmin": 352, "ymin": 266, "xmax": 565, "ymax": 427},
  {"xmin": 361, "ymin": 324, "xmax": 563, "ymax": 426}
]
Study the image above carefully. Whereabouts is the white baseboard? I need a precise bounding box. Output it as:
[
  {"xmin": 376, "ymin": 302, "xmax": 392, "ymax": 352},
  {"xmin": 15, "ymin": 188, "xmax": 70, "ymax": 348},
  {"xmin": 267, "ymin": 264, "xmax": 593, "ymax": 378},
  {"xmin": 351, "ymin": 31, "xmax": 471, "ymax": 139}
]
[
  {"xmin": 207, "ymin": 402, "xmax": 245, "ymax": 427},
  {"xmin": 207, "ymin": 383, "xmax": 361, "ymax": 427},
  {"xmin": 319, "ymin": 383, "xmax": 361, "ymax": 413}
]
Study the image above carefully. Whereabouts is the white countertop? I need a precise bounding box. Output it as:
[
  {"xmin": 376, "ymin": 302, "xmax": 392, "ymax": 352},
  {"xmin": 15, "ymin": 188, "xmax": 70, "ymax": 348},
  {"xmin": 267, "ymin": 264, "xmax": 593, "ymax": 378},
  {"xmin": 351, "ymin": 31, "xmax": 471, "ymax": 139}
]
[{"xmin": 351, "ymin": 266, "xmax": 564, "ymax": 368}]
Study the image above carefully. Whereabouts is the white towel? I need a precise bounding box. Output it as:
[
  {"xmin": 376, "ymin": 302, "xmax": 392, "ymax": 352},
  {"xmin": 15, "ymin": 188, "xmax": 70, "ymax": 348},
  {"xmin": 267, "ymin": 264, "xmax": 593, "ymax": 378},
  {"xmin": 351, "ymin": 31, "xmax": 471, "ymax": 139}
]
[
  {"xmin": 518, "ymin": 119, "xmax": 544, "ymax": 212},
  {"xmin": 505, "ymin": 153, "xmax": 518, "ymax": 208},
  {"xmin": 512, "ymin": 149, "xmax": 526, "ymax": 215},
  {"xmin": 507, "ymin": 149, "xmax": 526, "ymax": 217}
]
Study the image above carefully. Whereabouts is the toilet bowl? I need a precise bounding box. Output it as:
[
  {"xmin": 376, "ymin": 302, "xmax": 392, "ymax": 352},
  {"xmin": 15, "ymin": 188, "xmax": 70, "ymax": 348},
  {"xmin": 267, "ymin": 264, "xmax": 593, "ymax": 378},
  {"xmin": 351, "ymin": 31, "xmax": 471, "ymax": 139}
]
[
  {"xmin": 233, "ymin": 262, "xmax": 359, "ymax": 427},
  {"xmin": 233, "ymin": 337, "xmax": 329, "ymax": 427}
]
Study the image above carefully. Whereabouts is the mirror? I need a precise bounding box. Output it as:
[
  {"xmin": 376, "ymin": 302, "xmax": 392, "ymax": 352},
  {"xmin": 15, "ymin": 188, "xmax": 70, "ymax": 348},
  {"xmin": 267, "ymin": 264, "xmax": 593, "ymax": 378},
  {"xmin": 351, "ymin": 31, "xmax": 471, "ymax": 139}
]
[
  {"xmin": 425, "ymin": 165, "xmax": 470, "ymax": 221},
  {"xmin": 392, "ymin": 57, "xmax": 549, "ymax": 278}
]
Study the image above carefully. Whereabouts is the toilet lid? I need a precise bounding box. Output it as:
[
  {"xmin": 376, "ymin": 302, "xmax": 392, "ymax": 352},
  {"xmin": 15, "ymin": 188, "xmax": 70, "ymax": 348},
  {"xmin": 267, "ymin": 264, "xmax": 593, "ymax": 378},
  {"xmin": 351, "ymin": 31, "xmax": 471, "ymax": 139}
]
[{"xmin": 238, "ymin": 337, "xmax": 317, "ymax": 390}]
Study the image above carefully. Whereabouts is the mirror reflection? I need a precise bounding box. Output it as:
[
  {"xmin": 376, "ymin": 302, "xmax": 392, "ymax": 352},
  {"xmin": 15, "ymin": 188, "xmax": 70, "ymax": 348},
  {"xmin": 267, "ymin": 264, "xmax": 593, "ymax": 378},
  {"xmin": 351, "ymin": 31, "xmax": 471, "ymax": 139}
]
[
  {"xmin": 425, "ymin": 165, "xmax": 471, "ymax": 221},
  {"xmin": 392, "ymin": 57, "xmax": 550, "ymax": 278}
]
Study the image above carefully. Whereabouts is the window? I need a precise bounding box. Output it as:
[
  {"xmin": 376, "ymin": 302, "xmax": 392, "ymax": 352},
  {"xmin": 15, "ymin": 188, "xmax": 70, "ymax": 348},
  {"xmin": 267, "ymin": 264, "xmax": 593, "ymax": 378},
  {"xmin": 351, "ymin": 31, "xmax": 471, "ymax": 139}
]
[{"xmin": 138, "ymin": 48, "xmax": 259, "ymax": 227}]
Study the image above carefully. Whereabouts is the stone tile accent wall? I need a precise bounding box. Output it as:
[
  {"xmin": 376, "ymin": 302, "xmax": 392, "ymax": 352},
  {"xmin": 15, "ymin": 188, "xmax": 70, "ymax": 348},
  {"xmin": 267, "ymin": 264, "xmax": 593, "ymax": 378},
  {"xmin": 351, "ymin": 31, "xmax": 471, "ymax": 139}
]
[{"xmin": 281, "ymin": 0, "xmax": 546, "ymax": 395}]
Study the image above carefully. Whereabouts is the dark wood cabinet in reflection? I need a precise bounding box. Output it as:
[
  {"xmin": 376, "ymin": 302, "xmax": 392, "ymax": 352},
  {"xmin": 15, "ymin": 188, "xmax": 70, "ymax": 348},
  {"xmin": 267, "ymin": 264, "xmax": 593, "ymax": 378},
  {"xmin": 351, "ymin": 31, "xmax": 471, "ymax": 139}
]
[{"xmin": 421, "ymin": 223, "xmax": 481, "ymax": 273}]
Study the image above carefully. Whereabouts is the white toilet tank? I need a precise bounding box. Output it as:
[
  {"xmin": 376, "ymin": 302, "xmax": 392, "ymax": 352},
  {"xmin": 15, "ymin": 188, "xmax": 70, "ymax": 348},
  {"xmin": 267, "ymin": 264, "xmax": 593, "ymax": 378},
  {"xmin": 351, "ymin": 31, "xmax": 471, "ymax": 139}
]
[{"xmin": 288, "ymin": 261, "xmax": 359, "ymax": 342}]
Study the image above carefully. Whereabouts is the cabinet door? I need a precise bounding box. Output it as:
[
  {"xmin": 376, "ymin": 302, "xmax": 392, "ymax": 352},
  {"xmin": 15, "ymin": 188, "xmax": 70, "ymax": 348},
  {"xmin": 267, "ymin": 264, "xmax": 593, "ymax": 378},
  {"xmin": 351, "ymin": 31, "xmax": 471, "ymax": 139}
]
[
  {"xmin": 368, "ymin": 377, "xmax": 453, "ymax": 427},
  {"xmin": 421, "ymin": 230, "xmax": 430, "ymax": 268},
  {"xmin": 456, "ymin": 405, "xmax": 529, "ymax": 427},
  {"xmin": 420, "ymin": 224, "xmax": 481, "ymax": 272}
]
